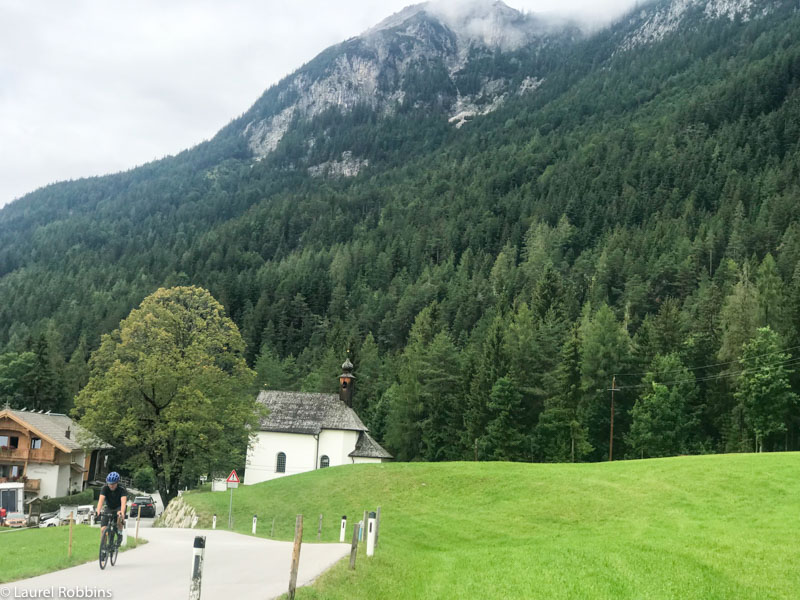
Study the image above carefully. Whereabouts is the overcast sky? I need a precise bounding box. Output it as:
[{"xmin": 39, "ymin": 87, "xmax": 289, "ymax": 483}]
[{"xmin": 0, "ymin": 0, "xmax": 640, "ymax": 208}]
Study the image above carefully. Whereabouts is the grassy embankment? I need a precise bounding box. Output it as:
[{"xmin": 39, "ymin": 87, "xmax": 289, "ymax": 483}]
[
  {"xmin": 182, "ymin": 454, "xmax": 800, "ymax": 599},
  {"xmin": 0, "ymin": 525, "xmax": 145, "ymax": 582}
]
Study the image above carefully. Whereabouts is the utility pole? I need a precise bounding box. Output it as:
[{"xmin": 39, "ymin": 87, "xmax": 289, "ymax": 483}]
[{"xmin": 608, "ymin": 375, "xmax": 620, "ymax": 461}]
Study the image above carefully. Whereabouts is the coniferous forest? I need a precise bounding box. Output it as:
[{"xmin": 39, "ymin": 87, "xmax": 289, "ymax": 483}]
[{"xmin": 2, "ymin": 0, "xmax": 800, "ymax": 463}]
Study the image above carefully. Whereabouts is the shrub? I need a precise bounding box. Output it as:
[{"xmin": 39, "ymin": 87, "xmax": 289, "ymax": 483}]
[{"xmin": 40, "ymin": 489, "xmax": 94, "ymax": 512}]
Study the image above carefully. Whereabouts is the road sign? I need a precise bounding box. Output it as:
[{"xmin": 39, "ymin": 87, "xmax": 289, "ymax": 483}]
[{"xmin": 226, "ymin": 470, "xmax": 240, "ymax": 483}]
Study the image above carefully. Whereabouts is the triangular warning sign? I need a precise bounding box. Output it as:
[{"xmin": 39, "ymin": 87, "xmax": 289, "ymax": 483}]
[{"xmin": 226, "ymin": 469, "xmax": 240, "ymax": 483}]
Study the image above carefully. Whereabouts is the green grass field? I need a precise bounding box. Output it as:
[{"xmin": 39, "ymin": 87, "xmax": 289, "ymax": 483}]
[
  {"xmin": 182, "ymin": 454, "xmax": 800, "ymax": 599},
  {"xmin": 0, "ymin": 525, "xmax": 145, "ymax": 583}
]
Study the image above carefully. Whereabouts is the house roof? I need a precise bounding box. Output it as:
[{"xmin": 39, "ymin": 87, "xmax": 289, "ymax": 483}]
[
  {"xmin": 0, "ymin": 408, "xmax": 112, "ymax": 453},
  {"xmin": 255, "ymin": 390, "xmax": 368, "ymax": 435},
  {"xmin": 349, "ymin": 431, "xmax": 393, "ymax": 459}
]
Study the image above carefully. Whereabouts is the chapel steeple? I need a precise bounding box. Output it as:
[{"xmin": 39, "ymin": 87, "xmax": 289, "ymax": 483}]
[{"xmin": 338, "ymin": 354, "xmax": 355, "ymax": 407}]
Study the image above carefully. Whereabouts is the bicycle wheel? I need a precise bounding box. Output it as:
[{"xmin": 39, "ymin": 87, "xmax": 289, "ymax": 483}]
[
  {"xmin": 98, "ymin": 529, "xmax": 109, "ymax": 570},
  {"xmin": 110, "ymin": 529, "xmax": 119, "ymax": 566}
]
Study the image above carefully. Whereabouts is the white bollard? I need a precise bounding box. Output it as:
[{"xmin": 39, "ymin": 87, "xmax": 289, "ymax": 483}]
[
  {"xmin": 90, "ymin": 513, "xmax": 95, "ymax": 527},
  {"xmin": 366, "ymin": 512, "xmax": 376, "ymax": 557},
  {"xmin": 212, "ymin": 514, "xmax": 217, "ymax": 530},
  {"xmin": 339, "ymin": 515, "xmax": 347, "ymax": 543},
  {"xmin": 189, "ymin": 536, "xmax": 206, "ymax": 600},
  {"xmin": 252, "ymin": 514, "xmax": 257, "ymax": 535}
]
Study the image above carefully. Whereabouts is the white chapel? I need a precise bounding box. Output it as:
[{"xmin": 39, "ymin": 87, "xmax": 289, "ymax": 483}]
[{"xmin": 244, "ymin": 358, "xmax": 392, "ymax": 484}]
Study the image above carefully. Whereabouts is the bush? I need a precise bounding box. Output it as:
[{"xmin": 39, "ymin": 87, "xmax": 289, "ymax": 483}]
[
  {"xmin": 132, "ymin": 466, "xmax": 157, "ymax": 493},
  {"xmin": 40, "ymin": 490, "xmax": 94, "ymax": 512}
]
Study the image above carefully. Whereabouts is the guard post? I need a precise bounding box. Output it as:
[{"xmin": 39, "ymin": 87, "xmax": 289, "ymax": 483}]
[
  {"xmin": 367, "ymin": 511, "xmax": 376, "ymax": 557},
  {"xmin": 189, "ymin": 535, "xmax": 206, "ymax": 600}
]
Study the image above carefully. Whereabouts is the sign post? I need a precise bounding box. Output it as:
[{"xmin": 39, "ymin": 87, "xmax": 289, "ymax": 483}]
[{"xmin": 226, "ymin": 470, "xmax": 240, "ymax": 529}]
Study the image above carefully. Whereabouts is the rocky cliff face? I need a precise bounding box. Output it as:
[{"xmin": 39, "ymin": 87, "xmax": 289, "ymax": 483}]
[
  {"xmin": 241, "ymin": 0, "xmax": 577, "ymax": 171},
  {"xmin": 619, "ymin": 0, "xmax": 768, "ymax": 52},
  {"xmin": 237, "ymin": 0, "xmax": 780, "ymax": 175}
]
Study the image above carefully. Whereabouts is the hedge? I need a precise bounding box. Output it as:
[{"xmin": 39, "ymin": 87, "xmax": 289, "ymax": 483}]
[{"xmin": 40, "ymin": 489, "xmax": 94, "ymax": 512}]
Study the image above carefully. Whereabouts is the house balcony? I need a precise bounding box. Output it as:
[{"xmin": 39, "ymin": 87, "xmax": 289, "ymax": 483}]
[
  {"xmin": 0, "ymin": 446, "xmax": 57, "ymax": 463},
  {"xmin": 0, "ymin": 446, "xmax": 27, "ymax": 461},
  {"xmin": 29, "ymin": 447, "xmax": 56, "ymax": 462}
]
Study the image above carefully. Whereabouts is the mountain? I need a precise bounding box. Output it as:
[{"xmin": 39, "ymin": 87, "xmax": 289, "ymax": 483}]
[
  {"xmin": 1, "ymin": 0, "xmax": 800, "ymax": 462},
  {"xmin": 238, "ymin": 0, "xmax": 579, "ymax": 164}
]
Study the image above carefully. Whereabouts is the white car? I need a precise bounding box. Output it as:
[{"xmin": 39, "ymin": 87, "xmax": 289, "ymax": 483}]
[{"xmin": 38, "ymin": 515, "xmax": 60, "ymax": 527}]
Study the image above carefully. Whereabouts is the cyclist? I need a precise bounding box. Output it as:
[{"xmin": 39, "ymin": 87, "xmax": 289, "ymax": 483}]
[{"xmin": 96, "ymin": 472, "xmax": 127, "ymax": 545}]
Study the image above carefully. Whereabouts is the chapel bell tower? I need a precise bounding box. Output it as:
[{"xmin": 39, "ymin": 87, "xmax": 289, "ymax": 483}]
[{"xmin": 338, "ymin": 355, "xmax": 355, "ymax": 407}]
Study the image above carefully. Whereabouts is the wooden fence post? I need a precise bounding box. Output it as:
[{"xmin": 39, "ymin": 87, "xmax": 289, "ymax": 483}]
[
  {"xmin": 68, "ymin": 511, "xmax": 74, "ymax": 557},
  {"xmin": 288, "ymin": 515, "xmax": 303, "ymax": 600},
  {"xmin": 363, "ymin": 510, "xmax": 368, "ymax": 540},
  {"xmin": 349, "ymin": 522, "xmax": 359, "ymax": 570},
  {"xmin": 375, "ymin": 506, "xmax": 381, "ymax": 549}
]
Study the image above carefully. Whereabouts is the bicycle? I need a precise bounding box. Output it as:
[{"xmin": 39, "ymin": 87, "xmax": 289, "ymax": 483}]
[{"xmin": 98, "ymin": 510, "xmax": 124, "ymax": 569}]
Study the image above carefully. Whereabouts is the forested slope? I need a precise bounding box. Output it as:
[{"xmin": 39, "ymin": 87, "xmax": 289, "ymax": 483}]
[{"xmin": 1, "ymin": 0, "xmax": 799, "ymax": 462}]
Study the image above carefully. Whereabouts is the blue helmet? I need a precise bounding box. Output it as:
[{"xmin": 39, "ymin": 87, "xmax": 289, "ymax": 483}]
[{"xmin": 106, "ymin": 472, "xmax": 120, "ymax": 484}]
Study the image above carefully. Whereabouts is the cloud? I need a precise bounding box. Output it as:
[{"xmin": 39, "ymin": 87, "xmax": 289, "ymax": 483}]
[{"xmin": 0, "ymin": 0, "xmax": 641, "ymax": 208}]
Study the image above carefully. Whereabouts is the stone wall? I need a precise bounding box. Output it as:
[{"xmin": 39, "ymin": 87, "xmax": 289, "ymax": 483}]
[{"xmin": 155, "ymin": 495, "xmax": 198, "ymax": 529}]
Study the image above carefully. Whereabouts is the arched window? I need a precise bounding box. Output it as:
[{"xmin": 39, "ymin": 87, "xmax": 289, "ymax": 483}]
[
  {"xmin": 320, "ymin": 455, "xmax": 330, "ymax": 468},
  {"xmin": 276, "ymin": 452, "xmax": 286, "ymax": 473}
]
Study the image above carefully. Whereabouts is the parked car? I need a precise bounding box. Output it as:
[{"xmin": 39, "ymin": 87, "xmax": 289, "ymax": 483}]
[
  {"xmin": 5, "ymin": 512, "xmax": 28, "ymax": 527},
  {"xmin": 129, "ymin": 496, "xmax": 156, "ymax": 518},
  {"xmin": 39, "ymin": 514, "xmax": 60, "ymax": 527}
]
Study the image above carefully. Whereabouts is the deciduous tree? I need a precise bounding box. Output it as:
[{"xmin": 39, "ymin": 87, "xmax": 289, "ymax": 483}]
[{"xmin": 73, "ymin": 286, "xmax": 258, "ymax": 503}]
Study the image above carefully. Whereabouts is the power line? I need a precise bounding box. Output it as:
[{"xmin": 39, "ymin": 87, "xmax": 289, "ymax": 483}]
[
  {"xmin": 615, "ymin": 343, "xmax": 800, "ymax": 378},
  {"xmin": 616, "ymin": 356, "xmax": 800, "ymax": 390}
]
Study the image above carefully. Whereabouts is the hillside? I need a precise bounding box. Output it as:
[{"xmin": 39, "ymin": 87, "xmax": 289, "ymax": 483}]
[
  {"xmin": 1, "ymin": 0, "xmax": 800, "ymax": 463},
  {"xmin": 181, "ymin": 454, "xmax": 800, "ymax": 599}
]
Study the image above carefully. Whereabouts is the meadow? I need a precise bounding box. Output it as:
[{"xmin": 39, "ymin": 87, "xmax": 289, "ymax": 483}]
[
  {"xmin": 182, "ymin": 453, "xmax": 800, "ymax": 599},
  {"xmin": 0, "ymin": 525, "xmax": 144, "ymax": 583}
]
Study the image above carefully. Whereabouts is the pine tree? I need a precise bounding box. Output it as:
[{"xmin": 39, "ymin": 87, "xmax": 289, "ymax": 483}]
[
  {"xmin": 534, "ymin": 324, "xmax": 591, "ymax": 461},
  {"xmin": 755, "ymin": 253, "xmax": 787, "ymax": 336},
  {"xmin": 626, "ymin": 353, "xmax": 697, "ymax": 458},
  {"xmin": 465, "ymin": 312, "xmax": 509, "ymax": 457},
  {"xmin": 483, "ymin": 377, "xmax": 527, "ymax": 461},
  {"xmin": 64, "ymin": 335, "xmax": 90, "ymax": 407},
  {"xmin": 718, "ymin": 263, "xmax": 760, "ymax": 363},
  {"xmin": 579, "ymin": 303, "xmax": 631, "ymax": 461}
]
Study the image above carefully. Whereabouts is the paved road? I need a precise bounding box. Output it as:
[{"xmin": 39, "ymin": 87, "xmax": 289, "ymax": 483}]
[{"xmin": 5, "ymin": 528, "xmax": 350, "ymax": 600}]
